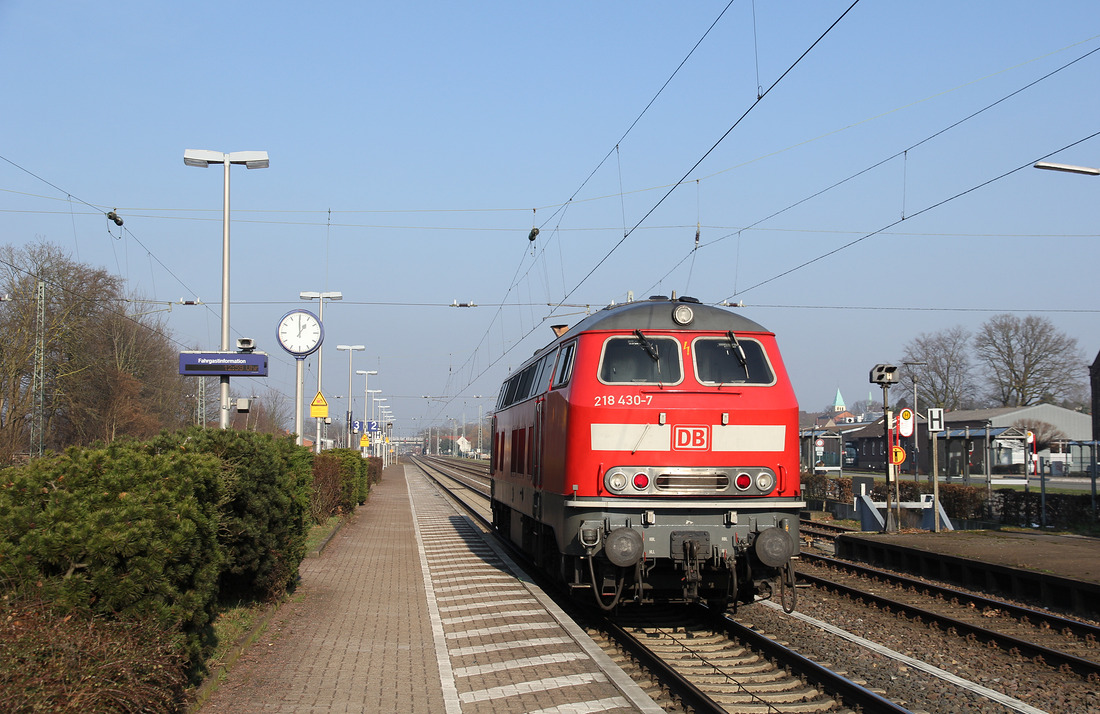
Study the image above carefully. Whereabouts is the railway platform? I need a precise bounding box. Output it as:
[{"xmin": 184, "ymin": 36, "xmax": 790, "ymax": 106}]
[
  {"xmin": 835, "ymin": 529, "xmax": 1100, "ymax": 618},
  {"xmin": 198, "ymin": 462, "xmax": 661, "ymax": 714}
]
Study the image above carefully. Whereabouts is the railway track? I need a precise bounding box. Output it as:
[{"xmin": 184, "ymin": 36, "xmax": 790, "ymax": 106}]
[
  {"xmin": 411, "ymin": 456, "xmax": 910, "ymax": 713},
  {"xmin": 797, "ymin": 551, "xmax": 1100, "ymax": 679},
  {"xmin": 413, "ymin": 468, "xmax": 1100, "ymax": 709}
]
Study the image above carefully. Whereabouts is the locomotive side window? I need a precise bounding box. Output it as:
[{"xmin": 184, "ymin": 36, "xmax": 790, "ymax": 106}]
[
  {"xmin": 598, "ymin": 335, "xmax": 682, "ymax": 384},
  {"xmin": 501, "ymin": 374, "xmax": 521, "ymax": 408},
  {"xmin": 499, "ymin": 356, "xmax": 551, "ymax": 409},
  {"xmin": 692, "ymin": 336, "xmax": 776, "ymax": 386},
  {"xmin": 551, "ymin": 342, "xmax": 577, "ymax": 389},
  {"xmin": 531, "ymin": 353, "xmax": 555, "ymax": 397},
  {"xmin": 514, "ymin": 363, "xmax": 536, "ymax": 402},
  {"xmin": 521, "ymin": 353, "xmax": 551, "ymax": 402}
]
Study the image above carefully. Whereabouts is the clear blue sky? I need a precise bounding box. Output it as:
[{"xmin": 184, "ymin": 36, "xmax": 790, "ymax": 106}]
[{"xmin": 2, "ymin": 1, "xmax": 1099, "ymax": 434}]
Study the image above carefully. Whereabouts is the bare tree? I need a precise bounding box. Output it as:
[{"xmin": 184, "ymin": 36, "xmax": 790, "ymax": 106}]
[
  {"xmin": 1011, "ymin": 419, "xmax": 1066, "ymax": 451},
  {"xmin": 974, "ymin": 314, "xmax": 1085, "ymax": 407},
  {"xmin": 0, "ymin": 243, "xmax": 125, "ymax": 458},
  {"xmin": 228, "ymin": 385, "xmax": 293, "ymax": 435},
  {"xmin": 55, "ymin": 306, "xmax": 190, "ymax": 444},
  {"xmin": 0, "ymin": 242, "xmax": 192, "ymax": 460},
  {"xmin": 899, "ymin": 325, "xmax": 977, "ymax": 410}
]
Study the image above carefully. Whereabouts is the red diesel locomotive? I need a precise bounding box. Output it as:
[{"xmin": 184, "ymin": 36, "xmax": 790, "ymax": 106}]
[{"xmin": 490, "ymin": 296, "xmax": 802, "ymax": 611}]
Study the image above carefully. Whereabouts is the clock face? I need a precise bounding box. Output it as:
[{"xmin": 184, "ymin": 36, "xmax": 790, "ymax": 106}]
[{"xmin": 276, "ymin": 310, "xmax": 323, "ymax": 356}]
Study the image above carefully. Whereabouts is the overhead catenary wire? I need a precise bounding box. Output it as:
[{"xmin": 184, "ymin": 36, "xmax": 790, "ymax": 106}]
[
  {"xmin": 639, "ymin": 41, "xmax": 1100, "ymax": 299},
  {"xmin": 550, "ymin": 0, "xmax": 862, "ymax": 312},
  {"xmin": 725, "ymin": 129, "xmax": 1100, "ymax": 300},
  {"xmin": 0, "ymin": 155, "xmax": 307, "ymax": 409},
  {"xmin": 424, "ymin": 0, "xmax": 886, "ymax": 418}
]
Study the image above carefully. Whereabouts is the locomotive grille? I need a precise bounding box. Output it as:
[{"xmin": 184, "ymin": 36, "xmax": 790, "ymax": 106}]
[{"xmin": 655, "ymin": 473, "xmax": 729, "ymax": 491}]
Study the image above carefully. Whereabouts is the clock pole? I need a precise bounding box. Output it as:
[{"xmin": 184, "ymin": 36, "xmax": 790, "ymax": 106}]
[{"xmin": 294, "ymin": 357, "xmax": 305, "ymax": 447}]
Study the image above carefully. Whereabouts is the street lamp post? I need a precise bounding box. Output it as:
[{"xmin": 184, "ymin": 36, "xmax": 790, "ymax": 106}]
[
  {"xmin": 373, "ymin": 398, "xmax": 387, "ymax": 458},
  {"xmin": 301, "ymin": 291, "xmax": 342, "ymax": 451},
  {"xmin": 365, "ymin": 388, "xmax": 381, "ymax": 453},
  {"xmin": 1033, "ymin": 159, "xmax": 1097, "ymax": 524},
  {"xmin": 357, "ymin": 370, "xmax": 378, "ymax": 453},
  {"xmin": 337, "ymin": 345, "xmax": 365, "ymax": 448},
  {"xmin": 183, "ymin": 149, "xmax": 269, "ymax": 429},
  {"xmin": 380, "ymin": 409, "xmax": 393, "ymax": 466}
]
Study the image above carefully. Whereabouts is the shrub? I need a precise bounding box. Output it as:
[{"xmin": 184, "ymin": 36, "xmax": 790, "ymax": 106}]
[
  {"xmin": 938, "ymin": 482, "xmax": 986, "ymax": 520},
  {"xmin": 365, "ymin": 456, "xmax": 382, "ymax": 485},
  {"xmin": 325, "ymin": 449, "xmax": 368, "ymax": 509},
  {"xmin": 0, "ymin": 591, "xmax": 189, "ymax": 713},
  {"xmin": 0, "ymin": 442, "xmax": 224, "ymax": 675},
  {"xmin": 145, "ymin": 428, "xmax": 311, "ymax": 603},
  {"xmin": 801, "ymin": 472, "xmax": 827, "ymax": 500},
  {"xmin": 310, "ymin": 453, "xmax": 344, "ymax": 523}
]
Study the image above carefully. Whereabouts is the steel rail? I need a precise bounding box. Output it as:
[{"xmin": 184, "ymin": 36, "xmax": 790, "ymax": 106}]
[
  {"xmin": 801, "ymin": 551, "xmax": 1100, "ymax": 642},
  {"xmin": 800, "ymin": 567, "xmax": 1100, "ymax": 679},
  {"xmin": 410, "ymin": 455, "xmax": 737, "ymax": 713},
  {"xmin": 715, "ymin": 613, "xmax": 914, "ymax": 714}
]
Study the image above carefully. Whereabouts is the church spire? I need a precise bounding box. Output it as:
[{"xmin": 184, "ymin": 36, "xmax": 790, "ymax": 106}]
[{"xmin": 833, "ymin": 388, "xmax": 845, "ymax": 412}]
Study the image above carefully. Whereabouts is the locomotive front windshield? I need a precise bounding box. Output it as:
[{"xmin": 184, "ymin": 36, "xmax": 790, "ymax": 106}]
[
  {"xmin": 599, "ymin": 334, "xmax": 681, "ymax": 384},
  {"xmin": 693, "ymin": 335, "xmax": 775, "ymax": 385}
]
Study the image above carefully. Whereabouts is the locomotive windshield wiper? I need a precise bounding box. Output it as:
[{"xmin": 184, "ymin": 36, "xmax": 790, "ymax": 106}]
[
  {"xmin": 634, "ymin": 329, "xmax": 662, "ymax": 384},
  {"xmin": 727, "ymin": 330, "xmax": 750, "ymax": 379},
  {"xmin": 634, "ymin": 329, "xmax": 660, "ymax": 363}
]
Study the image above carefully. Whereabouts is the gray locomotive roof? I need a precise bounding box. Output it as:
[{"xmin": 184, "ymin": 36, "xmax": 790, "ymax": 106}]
[
  {"xmin": 519, "ymin": 297, "xmax": 772, "ymax": 369},
  {"xmin": 566, "ymin": 297, "xmax": 771, "ymax": 335}
]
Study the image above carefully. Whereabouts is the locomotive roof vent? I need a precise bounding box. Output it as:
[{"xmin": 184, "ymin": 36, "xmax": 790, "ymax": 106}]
[
  {"xmin": 648, "ymin": 295, "xmax": 669, "ymax": 301},
  {"xmin": 677, "ymin": 295, "xmax": 701, "ymax": 304}
]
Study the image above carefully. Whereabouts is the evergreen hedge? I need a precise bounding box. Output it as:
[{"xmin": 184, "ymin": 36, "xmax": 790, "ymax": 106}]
[
  {"xmin": 0, "ymin": 428, "xmax": 316, "ymax": 695},
  {"xmin": 146, "ymin": 428, "xmax": 312, "ymax": 602},
  {"xmin": 325, "ymin": 448, "xmax": 369, "ymax": 509},
  {"xmin": 0, "ymin": 441, "xmax": 224, "ymax": 672}
]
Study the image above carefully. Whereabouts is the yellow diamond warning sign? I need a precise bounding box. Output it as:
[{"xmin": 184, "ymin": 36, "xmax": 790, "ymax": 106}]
[{"xmin": 310, "ymin": 392, "xmax": 328, "ymax": 419}]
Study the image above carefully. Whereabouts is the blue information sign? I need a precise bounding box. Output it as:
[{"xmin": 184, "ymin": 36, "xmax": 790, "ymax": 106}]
[{"xmin": 179, "ymin": 351, "xmax": 269, "ymax": 377}]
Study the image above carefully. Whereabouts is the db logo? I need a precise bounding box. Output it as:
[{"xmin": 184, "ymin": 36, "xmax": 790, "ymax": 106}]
[{"xmin": 673, "ymin": 425, "xmax": 709, "ymax": 450}]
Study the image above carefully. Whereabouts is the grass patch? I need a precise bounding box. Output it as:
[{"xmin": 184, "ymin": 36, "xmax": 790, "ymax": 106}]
[
  {"xmin": 194, "ymin": 515, "xmax": 344, "ymax": 705},
  {"xmin": 304, "ymin": 515, "xmax": 343, "ymax": 553},
  {"xmin": 206, "ymin": 600, "xmax": 265, "ymax": 672}
]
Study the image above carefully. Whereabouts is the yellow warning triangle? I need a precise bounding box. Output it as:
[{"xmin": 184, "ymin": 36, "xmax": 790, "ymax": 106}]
[{"xmin": 311, "ymin": 392, "xmax": 328, "ymax": 408}]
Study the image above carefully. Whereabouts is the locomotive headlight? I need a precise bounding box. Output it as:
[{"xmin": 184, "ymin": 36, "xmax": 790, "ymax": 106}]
[
  {"xmin": 755, "ymin": 471, "xmax": 775, "ymax": 492},
  {"xmin": 607, "ymin": 471, "xmax": 628, "ymax": 492},
  {"xmin": 672, "ymin": 304, "xmax": 694, "ymax": 326}
]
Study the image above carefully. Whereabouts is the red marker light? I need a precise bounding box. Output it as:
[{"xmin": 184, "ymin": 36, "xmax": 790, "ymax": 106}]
[{"xmin": 633, "ymin": 473, "xmax": 650, "ymax": 489}]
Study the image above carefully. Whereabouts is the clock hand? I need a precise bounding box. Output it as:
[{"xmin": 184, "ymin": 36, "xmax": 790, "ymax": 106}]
[{"xmin": 297, "ymin": 315, "xmax": 304, "ymax": 337}]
